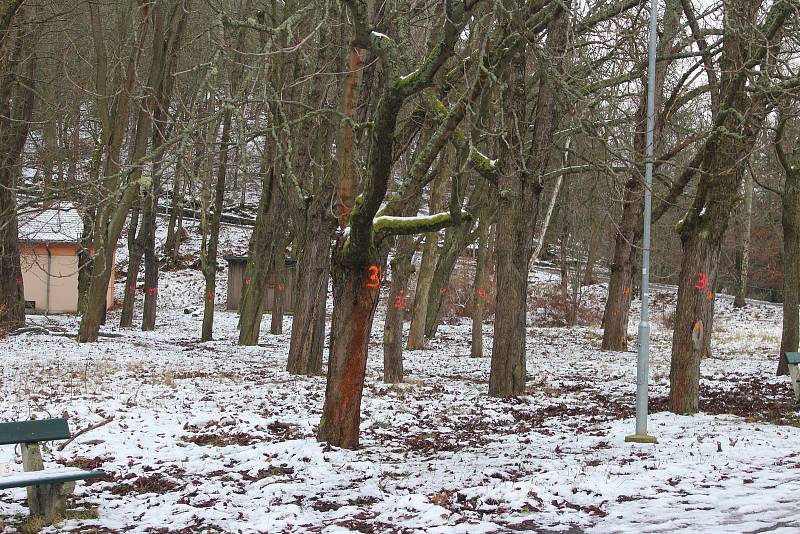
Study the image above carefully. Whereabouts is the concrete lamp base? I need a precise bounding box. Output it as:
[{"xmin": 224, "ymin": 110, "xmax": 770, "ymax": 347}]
[{"xmin": 625, "ymin": 434, "xmax": 658, "ymax": 444}]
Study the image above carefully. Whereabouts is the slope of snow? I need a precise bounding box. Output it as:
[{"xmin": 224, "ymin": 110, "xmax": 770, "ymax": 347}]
[{"xmin": 1, "ymin": 266, "xmax": 798, "ymax": 533}]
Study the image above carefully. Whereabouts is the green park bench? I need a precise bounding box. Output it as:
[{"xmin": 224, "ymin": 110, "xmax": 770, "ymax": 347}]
[
  {"xmin": 0, "ymin": 418, "xmax": 106, "ymax": 523},
  {"xmin": 786, "ymin": 352, "xmax": 800, "ymax": 402}
]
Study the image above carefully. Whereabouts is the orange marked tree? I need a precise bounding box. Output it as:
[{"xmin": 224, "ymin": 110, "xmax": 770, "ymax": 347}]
[
  {"xmin": 317, "ymin": 0, "xmax": 485, "ymax": 449},
  {"xmin": 669, "ymin": 0, "xmax": 795, "ymax": 413}
]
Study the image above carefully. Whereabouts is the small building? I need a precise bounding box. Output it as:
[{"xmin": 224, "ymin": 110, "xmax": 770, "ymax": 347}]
[
  {"xmin": 17, "ymin": 204, "xmax": 115, "ymax": 314},
  {"xmin": 225, "ymin": 255, "xmax": 296, "ymax": 313}
]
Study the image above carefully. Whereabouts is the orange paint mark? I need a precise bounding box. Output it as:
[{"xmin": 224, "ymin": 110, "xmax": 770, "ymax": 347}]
[
  {"xmin": 693, "ymin": 321, "xmax": 701, "ymax": 330},
  {"xmin": 439, "ymin": 287, "xmax": 447, "ymax": 295},
  {"xmin": 695, "ymin": 272, "xmax": 708, "ymax": 290},
  {"xmin": 623, "ymin": 287, "xmax": 631, "ymax": 295},
  {"xmin": 277, "ymin": 283, "xmax": 285, "ymax": 291},
  {"xmin": 705, "ymin": 289, "xmax": 713, "ymax": 301},
  {"xmin": 147, "ymin": 287, "xmax": 157, "ymax": 296},
  {"xmin": 206, "ymin": 291, "xmax": 215, "ymax": 300},
  {"xmin": 478, "ymin": 289, "xmax": 487, "ymax": 298},
  {"xmin": 366, "ymin": 265, "xmax": 381, "ymax": 288}
]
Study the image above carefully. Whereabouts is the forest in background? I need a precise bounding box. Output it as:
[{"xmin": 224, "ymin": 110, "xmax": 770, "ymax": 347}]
[{"xmin": 0, "ymin": 0, "xmax": 799, "ymax": 450}]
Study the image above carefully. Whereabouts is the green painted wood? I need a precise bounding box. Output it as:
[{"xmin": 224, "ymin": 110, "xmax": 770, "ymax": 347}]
[
  {"xmin": 0, "ymin": 418, "xmax": 70, "ymax": 446},
  {"xmin": 0, "ymin": 467, "xmax": 106, "ymax": 490},
  {"xmin": 786, "ymin": 352, "xmax": 800, "ymax": 365}
]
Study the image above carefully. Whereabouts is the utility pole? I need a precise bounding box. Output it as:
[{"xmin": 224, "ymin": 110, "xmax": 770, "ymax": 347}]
[{"xmin": 625, "ymin": 0, "xmax": 659, "ymax": 444}]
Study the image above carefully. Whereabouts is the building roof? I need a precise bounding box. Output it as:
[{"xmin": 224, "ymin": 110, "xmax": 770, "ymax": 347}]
[{"xmin": 17, "ymin": 203, "xmax": 83, "ymax": 245}]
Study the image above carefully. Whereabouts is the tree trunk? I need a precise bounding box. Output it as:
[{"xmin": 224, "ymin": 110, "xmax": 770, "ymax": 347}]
[
  {"xmin": 287, "ymin": 210, "xmax": 335, "ymax": 375},
  {"xmin": 163, "ymin": 158, "xmax": 183, "ymax": 262},
  {"xmin": 406, "ymin": 165, "xmax": 447, "ymax": 350},
  {"xmin": 470, "ymin": 208, "xmax": 491, "ymax": 358},
  {"xmin": 79, "ymin": 2, "xmax": 167, "ymax": 342},
  {"xmin": 670, "ymin": 234, "xmax": 723, "ymax": 412},
  {"xmin": 238, "ymin": 165, "xmax": 280, "ymax": 345},
  {"xmin": 317, "ymin": 251, "xmax": 381, "ymax": 449},
  {"xmin": 423, "ymin": 176, "xmax": 484, "ymax": 340},
  {"xmin": 119, "ymin": 207, "xmax": 143, "ymax": 328},
  {"xmin": 78, "ymin": 240, "xmax": 115, "ymax": 343},
  {"xmin": 423, "ymin": 216, "xmax": 476, "ymax": 339},
  {"xmin": 489, "ymin": 7, "xmax": 570, "ymax": 397},
  {"xmin": 601, "ymin": 177, "xmax": 640, "ymax": 351},
  {"xmin": 77, "ymin": 208, "xmax": 95, "ymax": 315},
  {"xmin": 669, "ymin": 0, "xmax": 756, "ymax": 412},
  {"xmin": 582, "ymin": 231, "xmax": 599, "ymax": 286},
  {"xmin": 601, "ymin": 0, "xmax": 679, "ymax": 350},
  {"xmin": 778, "ymin": 172, "xmax": 800, "ymax": 376},
  {"xmin": 165, "ymin": 147, "xmax": 194, "ymax": 265},
  {"xmin": 200, "ymin": 108, "xmax": 232, "ymax": 342},
  {"xmin": 141, "ymin": 168, "xmax": 160, "ymax": 331},
  {"xmin": 270, "ymin": 236, "xmax": 287, "ymax": 335},
  {"xmin": 0, "ymin": 13, "xmax": 34, "ymax": 334},
  {"xmin": 383, "ymin": 237, "xmax": 415, "ymax": 382},
  {"xmin": 734, "ymin": 165, "xmax": 754, "ymax": 308},
  {"xmin": 317, "ymin": 0, "xmax": 481, "ymax": 449},
  {"xmin": 0, "ymin": 168, "xmax": 24, "ymax": 334}
]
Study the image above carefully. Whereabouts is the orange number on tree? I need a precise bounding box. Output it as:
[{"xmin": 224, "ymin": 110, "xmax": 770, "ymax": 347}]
[
  {"xmin": 694, "ymin": 272, "xmax": 708, "ymax": 290},
  {"xmin": 366, "ymin": 266, "xmax": 381, "ymax": 288}
]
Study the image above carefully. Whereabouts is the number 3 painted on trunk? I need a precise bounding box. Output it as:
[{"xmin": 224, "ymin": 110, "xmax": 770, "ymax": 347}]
[
  {"xmin": 366, "ymin": 266, "xmax": 381, "ymax": 288},
  {"xmin": 695, "ymin": 272, "xmax": 708, "ymax": 290}
]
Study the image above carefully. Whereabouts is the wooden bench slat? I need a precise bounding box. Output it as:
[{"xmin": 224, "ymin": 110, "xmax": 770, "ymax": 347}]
[
  {"xmin": 0, "ymin": 419, "xmax": 71, "ymax": 446},
  {"xmin": 0, "ymin": 467, "xmax": 106, "ymax": 490}
]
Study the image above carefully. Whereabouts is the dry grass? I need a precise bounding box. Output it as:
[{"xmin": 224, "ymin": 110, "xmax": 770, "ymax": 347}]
[
  {"xmin": 528, "ymin": 285, "xmax": 603, "ymax": 327},
  {"xmin": 18, "ymin": 515, "xmax": 46, "ymax": 534},
  {"xmin": 657, "ymin": 307, "xmax": 676, "ymax": 329},
  {"xmin": 435, "ymin": 260, "xmax": 497, "ymax": 324}
]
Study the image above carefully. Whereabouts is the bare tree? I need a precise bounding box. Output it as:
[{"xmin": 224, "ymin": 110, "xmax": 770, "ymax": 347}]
[{"xmin": 0, "ymin": 1, "xmax": 33, "ymax": 334}]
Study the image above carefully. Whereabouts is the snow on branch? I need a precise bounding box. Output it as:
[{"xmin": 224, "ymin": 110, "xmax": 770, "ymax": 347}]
[{"xmin": 372, "ymin": 210, "xmax": 471, "ymax": 240}]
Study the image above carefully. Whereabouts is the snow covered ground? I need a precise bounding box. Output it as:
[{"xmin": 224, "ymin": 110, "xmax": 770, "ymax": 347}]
[{"xmin": 1, "ymin": 263, "xmax": 799, "ymax": 533}]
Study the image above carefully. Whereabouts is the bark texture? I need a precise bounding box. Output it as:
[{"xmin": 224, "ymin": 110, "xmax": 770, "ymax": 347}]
[
  {"xmin": 470, "ymin": 206, "xmax": 491, "ymax": 358},
  {"xmin": 489, "ymin": 8, "xmax": 570, "ymax": 398},
  {"xmin": 383, "ymin": 237, "xmax": 415, "ymax": 382},
  {"xmin": 733, "ymin": 167, "xmax": 754, "ymax": 308},
  {"xmin": 0, "ymin": 9, "xmax": 32, "ymax": 334},
  {"xmin": 238, "ymin": 166, "xmax": 280, "ymax": 345},
  {"xmin": 287, "ymin": 208, "xmax": 335, "ymax": 374},
  {"xmin": 669, "ymin": 0, "xmax": 764, "ymax": 413},
  {"xmin": 406, "ymin": 167, "xmax": 446, "ymax": 350}
]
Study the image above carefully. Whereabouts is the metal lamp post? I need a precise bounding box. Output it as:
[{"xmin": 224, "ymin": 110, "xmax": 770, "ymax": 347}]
[{"xmin": 625, "ymin": 0, "xmax": 659, "ymax": 444}]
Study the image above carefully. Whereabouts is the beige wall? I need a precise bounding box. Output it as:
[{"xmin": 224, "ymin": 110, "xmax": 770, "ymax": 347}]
[{"xmin": 19, "ymin": 243, "xmax": 115, "ymax": 314}]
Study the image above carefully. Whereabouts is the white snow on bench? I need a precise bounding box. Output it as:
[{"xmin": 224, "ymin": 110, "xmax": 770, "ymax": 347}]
[{"xmin": 0, "ymin": 467, "xmax": 104, "ymax": 490}]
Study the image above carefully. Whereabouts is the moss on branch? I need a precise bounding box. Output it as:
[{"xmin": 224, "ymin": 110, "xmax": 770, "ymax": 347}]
[{"xmin": 372, "ymin": 210, "xmax": 470, "ymax": 240}]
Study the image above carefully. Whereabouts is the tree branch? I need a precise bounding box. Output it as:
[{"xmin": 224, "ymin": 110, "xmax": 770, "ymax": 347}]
[{"xmin": 373, "ymin": 210, "xmax": 471, "ymax": 242}]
